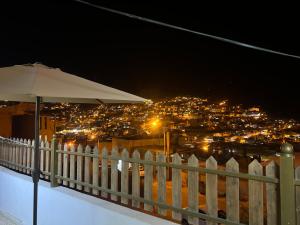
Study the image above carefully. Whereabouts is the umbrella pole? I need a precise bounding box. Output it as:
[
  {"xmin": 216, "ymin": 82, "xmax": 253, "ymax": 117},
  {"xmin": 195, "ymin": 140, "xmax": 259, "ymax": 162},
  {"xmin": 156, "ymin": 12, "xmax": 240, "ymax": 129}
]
[{"xmin": 33, "ymin": 96, "xmax": 41, "ymax": 225}]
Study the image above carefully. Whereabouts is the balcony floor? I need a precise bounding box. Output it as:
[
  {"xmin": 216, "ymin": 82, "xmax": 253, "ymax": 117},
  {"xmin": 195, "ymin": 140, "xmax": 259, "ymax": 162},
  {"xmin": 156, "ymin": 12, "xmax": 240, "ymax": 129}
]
[{"xmin": 0, "ymin": 211, "xmax": 22, "ymax": 225}]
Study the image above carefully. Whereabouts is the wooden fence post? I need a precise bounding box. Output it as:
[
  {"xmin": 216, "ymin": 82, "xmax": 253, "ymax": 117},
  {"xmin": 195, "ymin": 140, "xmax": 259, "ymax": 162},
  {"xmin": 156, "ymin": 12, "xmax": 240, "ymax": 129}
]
[
  {"xmin": 16, "ymin": 138, "xmax": 20, "ymax": 171},
  {"xmin": 76, "ymin": 144, "xmax": 83, "ymax": 190},
  {"xmin": 157, "ymin": 152, "xmax": 167, "ymax": 216},
  {"xmin": 226, "ymin": 157, "xmax": 239, "ymax": 223},
  {"xmin": 206, "ymin": 156, "xmax": 218, "ymax": 225},
  {"xmin": 9, "ymin": 139, "xmax": 13, "ymax": 169},
  {"xmin": 92, "ymin": 146, "xmax": 99, "ymax": 195},
  {"xmin": 266, "ymin": 161, "xmax": 278, "ymax": 225},
  {"xmin": 101, "ymin": 147, "xmax": 108, "ymax": 198},
  {"xmin": 84, "ymin": 145, "xmax": 91, "ymax": 193},
  {"xmin": 4, "ymin": 139, "xmax": 8, "ymax": 167},
  {"xmin": 144, "ymin": 151, "xmax": 153, "ymax": 212},
  {"xmin": 50, "ymin": 136, "xmax": 59, "ymax": 187},
  {"xmin": 172, "ymin": 153, "xmax": 182, "ymax": 221},
  {"xmin": 57, "ymin": 143, "xmax": 62, "ymax": 184},
  {"xmin": 132, "ymin": 150, "xmax": 140, "ymax": 208},
  {"xmin": 31, "ymin": 140, "xmax": 35, "ymax": 174},
  {"xmin": 111, "ymin": 148, "xmax": 119, "ymax": 201},
  {"xmin": 5, "ymin": 140, "xmax": 8, "ymax": 167},
  {"xmin": 280, "ymin": 143, "xmax": 296, "ymax": 225},
  {"xmin": 69, "ymin": 145, "xmax": 76, "ymax": 188},
  {"xmin": 20, "ymin": 139, "xmax": 27, "ymax": 173},
  {"xmin": 45, "ymin": 140, "xmax": 50, "ymax": 180},
  {"xmin": 121, "ymin": 149, "xmax": 129, "ymax": 204},
  {"xmin": 188, "ymin": 154, "xmax": 199, "ymax": 225},
  {"xmin": 12, "ymin": 138, "xmax": 16, "ymax": 170},
  {"xmin": 0, "ymin": 138, "xmax": 2, "ymax": 164},
  {"xmin": 40, "ymin": 140, "xmax": 45, "ymax": 178},
  {"xmin": 63, "ymin": 143, "xmax": 69, "ymax": 186},
  {"xmin": 26, "ymin": 139, "xmax": 31, "ymax": 174},
  {"xmin": 249, "ymin": 159, "xmax": 263, "ymax": 225}
]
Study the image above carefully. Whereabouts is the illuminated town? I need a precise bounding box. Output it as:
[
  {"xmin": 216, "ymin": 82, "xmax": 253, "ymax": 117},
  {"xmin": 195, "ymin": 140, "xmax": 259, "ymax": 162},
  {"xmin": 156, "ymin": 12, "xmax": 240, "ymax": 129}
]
[{"xmin": 31, "ymin": 96, "xmax": 299, "ymax": 162}]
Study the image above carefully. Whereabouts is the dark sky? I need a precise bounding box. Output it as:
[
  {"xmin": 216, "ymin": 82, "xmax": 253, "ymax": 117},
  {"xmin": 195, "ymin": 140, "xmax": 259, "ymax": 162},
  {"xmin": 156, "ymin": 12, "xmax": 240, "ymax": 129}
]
[{"xmin": 1, "ymin": 1, "xmax": 300, "ymax": 119}]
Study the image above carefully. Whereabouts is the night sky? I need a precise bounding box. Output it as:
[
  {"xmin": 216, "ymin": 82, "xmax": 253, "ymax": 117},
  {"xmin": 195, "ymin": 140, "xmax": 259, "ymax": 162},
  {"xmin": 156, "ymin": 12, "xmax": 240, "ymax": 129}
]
[{"xmin": 1, "ymin": 1, "xmax": 300, "ymax": 119}]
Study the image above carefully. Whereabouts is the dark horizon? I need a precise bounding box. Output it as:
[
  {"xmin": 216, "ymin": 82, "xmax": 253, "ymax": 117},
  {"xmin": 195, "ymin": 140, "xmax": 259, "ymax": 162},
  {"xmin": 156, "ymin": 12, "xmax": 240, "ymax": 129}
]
[{"xmin": 1, "ymin": 1, "xmax": 300, "ymax": 120}]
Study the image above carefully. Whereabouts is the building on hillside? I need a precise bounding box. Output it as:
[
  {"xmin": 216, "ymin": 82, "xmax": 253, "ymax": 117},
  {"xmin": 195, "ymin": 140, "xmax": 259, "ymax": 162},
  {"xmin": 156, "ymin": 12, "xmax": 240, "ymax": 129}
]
[{"xmin": 0, "ymin": 103, "xmax": 55, "ymax": 140}]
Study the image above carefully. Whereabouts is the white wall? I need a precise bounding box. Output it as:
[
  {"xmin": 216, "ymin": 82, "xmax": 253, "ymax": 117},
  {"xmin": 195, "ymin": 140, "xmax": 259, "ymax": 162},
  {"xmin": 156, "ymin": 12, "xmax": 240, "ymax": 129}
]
[{"xmin": 0, "ymin": 167, "xmax": 176, "ymax": 225}]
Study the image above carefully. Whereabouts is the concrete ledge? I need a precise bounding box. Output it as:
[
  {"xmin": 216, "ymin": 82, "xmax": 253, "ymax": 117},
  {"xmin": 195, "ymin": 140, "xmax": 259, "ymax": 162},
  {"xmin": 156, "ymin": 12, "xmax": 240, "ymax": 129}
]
[{"xmin": 0, "ymin": 166, "xmax": 177, "ymax": 225}]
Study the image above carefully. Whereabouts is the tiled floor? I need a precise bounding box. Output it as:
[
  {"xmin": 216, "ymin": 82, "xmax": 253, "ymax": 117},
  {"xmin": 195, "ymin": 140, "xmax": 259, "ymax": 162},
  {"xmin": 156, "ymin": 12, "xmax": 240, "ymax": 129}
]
[{"xmin": 0, "ymin": 212, "xmax": 22, "ymax": 225}]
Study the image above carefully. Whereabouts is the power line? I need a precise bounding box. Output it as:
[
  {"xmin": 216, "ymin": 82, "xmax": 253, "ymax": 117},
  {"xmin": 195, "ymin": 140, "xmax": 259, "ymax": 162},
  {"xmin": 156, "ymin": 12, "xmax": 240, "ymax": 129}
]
[{"xmin": 74, "ymin": 0, "xmax": 300, "ymax": 60}]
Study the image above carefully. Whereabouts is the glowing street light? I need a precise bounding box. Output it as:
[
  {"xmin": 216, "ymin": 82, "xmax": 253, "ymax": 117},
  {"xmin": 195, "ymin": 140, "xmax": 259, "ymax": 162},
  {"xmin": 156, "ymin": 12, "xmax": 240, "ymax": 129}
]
[{"xmin": 150, "ymin": 118, "xmax": 161, "ymax": 130}]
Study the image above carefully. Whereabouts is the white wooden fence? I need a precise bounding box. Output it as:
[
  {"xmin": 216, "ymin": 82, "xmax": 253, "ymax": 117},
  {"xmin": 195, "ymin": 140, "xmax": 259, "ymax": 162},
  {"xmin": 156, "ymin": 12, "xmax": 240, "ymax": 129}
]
[{"xmin": 1, "ymin": 136, "xmax": 299, "ymax": 225}]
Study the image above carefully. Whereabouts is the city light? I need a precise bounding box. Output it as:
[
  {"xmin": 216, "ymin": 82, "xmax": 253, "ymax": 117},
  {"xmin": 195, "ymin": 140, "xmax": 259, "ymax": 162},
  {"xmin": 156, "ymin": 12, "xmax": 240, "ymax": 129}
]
[
  {"xmin": 90, "ymin": 134, "xmax": 96, "ymax": 140},
  {"xmin": 67, "ymin": 141, "xmax": 74, "ymax": 147},
  {"xmin": 31, "ymin": 96, "xmax": 300, "ymax": 148},
  {"xmin": 151, "ymin": 119, "xmax": 160, "ymax": 128}
]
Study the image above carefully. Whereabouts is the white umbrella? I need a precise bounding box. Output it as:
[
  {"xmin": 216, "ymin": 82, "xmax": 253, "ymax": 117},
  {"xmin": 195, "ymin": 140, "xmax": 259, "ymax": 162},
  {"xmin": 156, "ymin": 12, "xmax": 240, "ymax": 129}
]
[
  {"xmin": 0, "ymin": 63, "xmax": 146, "ymax": 225},
  {"xmin": 0, "ymin": 63, "xmax": 145, "ymax": 103}
]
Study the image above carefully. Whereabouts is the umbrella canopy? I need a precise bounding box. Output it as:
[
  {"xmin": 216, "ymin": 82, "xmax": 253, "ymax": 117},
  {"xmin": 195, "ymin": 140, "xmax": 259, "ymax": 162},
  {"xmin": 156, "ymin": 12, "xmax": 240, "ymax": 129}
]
[
  {"xmin": 0, "ymin": 63, "xmax": 146, "ymax": 225},
  {"xmin": 0, "ymin": 63, "xmax": 146, "ymax": 103}
]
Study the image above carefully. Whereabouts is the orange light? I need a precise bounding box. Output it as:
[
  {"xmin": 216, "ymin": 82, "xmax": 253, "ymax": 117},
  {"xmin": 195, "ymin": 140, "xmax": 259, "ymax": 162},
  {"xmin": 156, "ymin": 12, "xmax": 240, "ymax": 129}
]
[
  {"xmin": 150, "ymin": 118, "xmax": 161, "ymax": 129},
  {"xmin": 67, "ymin": 142, "xmax": 74, "ymax": 147},
  {"xmin": 152, "ymin": 121, "xmax": 158, "ymax": 127},
  {"xmin": 90, "ymin": 134, "xmax": 96, "ymax": 140}
]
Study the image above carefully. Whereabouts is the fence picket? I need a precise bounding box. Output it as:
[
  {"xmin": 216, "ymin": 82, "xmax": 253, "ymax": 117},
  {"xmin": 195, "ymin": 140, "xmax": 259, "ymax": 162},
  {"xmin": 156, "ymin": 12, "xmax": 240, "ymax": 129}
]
[
  {"xmin": 0, "ymin": 140, "xmax": 2, "ymax": 163},
  {"xmin": 84, "ymin": 145, "xmax": 91, "ymax": 193},
  {"xmin": 16, "ymin": 138, "xmax": 19, "ymax": 169},
  {"xmin": 101, "ymin": 147, "xmax": 108, "ymax": 198},
  {"xmin": 266, "ymin": 161, "xmax": 278, "ymax": 225},
  {"xmin": 50, "ymin": 137, "xmax": 59, "ymax": 187},
  {"xmin": 40, "ymin": 140, "xmax": 45, "ymax": 178},
  {"xmin": 22, "ymin": 139, "xmax": 28, "ymax": 173},
  {"xmin": 188, "ymin": 154, "xmax": 199, "ymax": 225},
  {"xmin": 69, "ymin": 145, "xmax": 76, "ymax": 188},
  {"xmin": 14, "ymin": 138, "xmax": 18, "ymax": 170},
  {"xmin": 226, "ymin": 157, "xmax": 239, "ymax": 223},
  {"xmin": 1, "ymin": 140, "xmax": 3, "ymax": 165},
  {"xmin": 31, "ymin": 140, "xmax": 35, "ymax": 174},
  {"xmin": 2, "ymin": 140, "xmax": 5, "ymax": 163},
  {"xmin": 17, "ymin": 139, "xmax": 22, "ymax": 171},
  {"xmin": 45, "ymin": 140, "xmax": 50, "ymax": 179},
  {"xmin": 63, "ymin": 143, "xmax": 69, "ymax": 186},
  {"xmin": 249, "ymin": 159, "xmax": 263, "ymax": 225},
  {"xmin": 0, "ymin": 139, "xmax": 2, "ymax": 162},
  {"xmin": 132, "ymin": 150, "xmax": 140, "ymax": 208},
  {"xmin": 21, "ymin": 138, "xmax": 25, "ymax": 171},
  {"xmin": 206, "ymin": 156, "xmax": 218, "ymax": 225},
  {"xmin": 2, "ymin": 140, "xmax": 5, "ymax": 166},
  {"xmin": 20, "ymin": 139, "xmax": 25, "ymax": 172},
  {"xmin": 92, "ymin": 146, "xmax": 99, "ymax": 195},
  {"xmin": 76, "ymin": 144, "xmax": 83, "ymax": 190},
  {"xmin": 157, "ymin": 152, "xmax": 167, "ymax": 216},
  {"xmin": 5, "ymin": 140, "xmax": 8, "ymax": 166},
  {"xmin": 121, "ymin": 149, "xmax": 129, "ymax": 204},
  {"xmin": 26, "ymin": 139, "xmax": 31, "ymax": 174},
  {"xmin": 9, "ymin": 139, "xmax": 13, "ymax": 169},
  {"xmin": 144, "ymin": 151, "xmax": 153, "ymax": 212},
  {"xmin": 57, "ymin": 143, "xmax": 62, "ymax": 184},
  {"xmin": 111, "ymin": 148, "xmax": 119, "ymax": 201},
  {"xmin": 16, "ymin": 138, "xmax": 20, "ymax": 170},
  {"xmin": 6, "ymin": 139, "xmax": 8, "ymax": 166},
  {"xmin": 172, "ymin": 153, "xmax": 182, "ymax": 221}
]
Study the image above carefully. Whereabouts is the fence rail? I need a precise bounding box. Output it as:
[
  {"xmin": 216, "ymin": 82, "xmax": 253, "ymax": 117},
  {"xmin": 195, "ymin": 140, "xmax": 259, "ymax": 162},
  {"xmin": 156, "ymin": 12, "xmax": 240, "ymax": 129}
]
[{"xmin": 0, "ymin": 136, "xmax": 299, "ymax": 225}]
